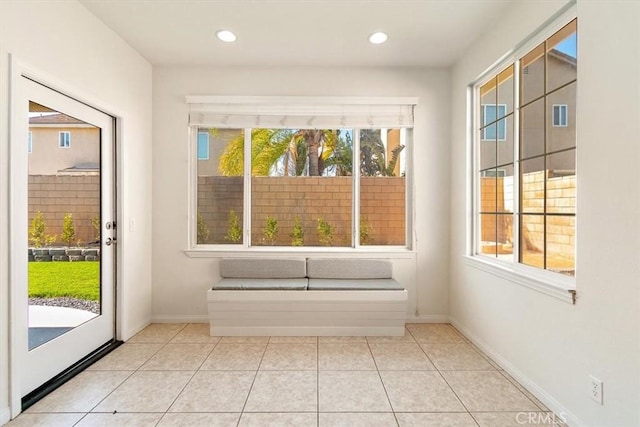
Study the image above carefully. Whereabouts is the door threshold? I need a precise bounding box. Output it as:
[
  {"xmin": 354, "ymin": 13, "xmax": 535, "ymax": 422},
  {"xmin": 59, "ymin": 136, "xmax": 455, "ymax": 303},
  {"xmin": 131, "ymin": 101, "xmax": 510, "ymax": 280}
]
[{"xmin": 21, "ymin": 339, "xmax": 122, "ymax": 411}]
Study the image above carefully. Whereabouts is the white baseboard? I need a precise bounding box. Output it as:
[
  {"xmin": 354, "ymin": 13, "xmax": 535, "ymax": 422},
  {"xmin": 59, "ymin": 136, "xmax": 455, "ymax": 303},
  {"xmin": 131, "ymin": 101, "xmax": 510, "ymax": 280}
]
[
  {"xmin": 405, "ymin": 314, "xmax": 450, "ymax": 323},
  {"xmin": 1, "ymin": 406, "xmax": 11, "ymax": 426},
  {"xmin": 450, "ymin": 316, "xmax": 585, "ymax": 427},
  {"xmin": 151, "ymin": 314, "xmax": 209, "ymax": 324}
]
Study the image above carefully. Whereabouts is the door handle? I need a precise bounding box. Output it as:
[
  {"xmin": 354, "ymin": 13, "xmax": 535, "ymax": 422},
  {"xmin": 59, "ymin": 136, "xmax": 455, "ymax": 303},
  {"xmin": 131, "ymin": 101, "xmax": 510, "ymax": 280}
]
[{"xmin": 105, "ymin": 237, "xmax": 117, "ymax": 246}]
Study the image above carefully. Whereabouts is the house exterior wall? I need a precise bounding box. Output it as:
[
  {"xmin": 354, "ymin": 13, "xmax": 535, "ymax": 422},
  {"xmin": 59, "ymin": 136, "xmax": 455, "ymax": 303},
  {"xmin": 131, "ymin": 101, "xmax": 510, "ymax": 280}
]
[
  {"xmin": 29, "ymin": 126, "xmax": 100, "ymax": 175},
  {"xmin": 0, "ymin": 0, "xmax": 153, "ymax": 420},
  {"xmin": 479, "ymin": 55, "xmax": 577, "ymax": 174},
  {"xmin": 450, "ymin": 2, "xmax": 640, "ymax": 427},
  {"xmin": 196, "ymin": 128, "xmax": 240, "ymax": 176}
]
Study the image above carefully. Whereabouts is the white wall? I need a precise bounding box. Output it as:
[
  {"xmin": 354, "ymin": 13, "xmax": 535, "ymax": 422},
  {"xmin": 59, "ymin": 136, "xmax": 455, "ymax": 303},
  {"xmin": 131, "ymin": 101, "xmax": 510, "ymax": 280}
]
[
  {"xmin": 450, "ymin": 1, "xmax": 640, "ymax": 426},
  {"xmin": 152, "ymin": 67, "xmax": 450, "ymax": 322},
  {"xmin": 0, "ymin": 0, "xmax": 153, "ymax": 421}
]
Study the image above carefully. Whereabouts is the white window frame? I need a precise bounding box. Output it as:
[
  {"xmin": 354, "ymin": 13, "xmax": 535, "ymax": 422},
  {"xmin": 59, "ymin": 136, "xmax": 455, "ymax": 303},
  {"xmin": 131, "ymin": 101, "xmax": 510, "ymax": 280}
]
[
  {"xmin": 197, "ymin": 131, "xmax": 210, "ymax": 160},
  {"xmin": 184, "ymin": 97, "xmax": 417, "ymax": 256},
  {"xmin": 466, "ymin": 3, "xmax": 577, "ymax": 304},
  {"xmin": 28, "ymin": 131, "xmax": 32, "ymax": 153},
  {"xmin": 58, "ymin": 131, "xmax": 70, "ymax": 148},
  {"xmin": 552, "ymin": 104, "xmax": 568, "ymax": 127},
  {"xmin": 481, "ymin": 104, "xmax": 508, "ymax": 141}
]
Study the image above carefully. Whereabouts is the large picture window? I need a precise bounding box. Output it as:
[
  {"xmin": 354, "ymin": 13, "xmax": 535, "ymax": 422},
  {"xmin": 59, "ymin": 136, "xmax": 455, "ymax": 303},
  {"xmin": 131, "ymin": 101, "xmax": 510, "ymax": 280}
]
[
  {"xmin": 474, "ymin": 19, "xmax": 577, "ymax": 278},
  {"xmin": 189, "ymin": 97, "xmax": 414, "ymax": 249}
]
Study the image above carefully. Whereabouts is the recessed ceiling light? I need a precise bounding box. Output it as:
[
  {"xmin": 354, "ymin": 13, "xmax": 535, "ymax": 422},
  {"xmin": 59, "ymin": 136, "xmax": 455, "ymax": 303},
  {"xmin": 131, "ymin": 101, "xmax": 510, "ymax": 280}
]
[
  {"xmin": 216, "ymin": 30, "xmax": 237, "ymax": 43},
  {"xmin": 369, "ymin": 31, "xmax": 388, "ymax": 45}
]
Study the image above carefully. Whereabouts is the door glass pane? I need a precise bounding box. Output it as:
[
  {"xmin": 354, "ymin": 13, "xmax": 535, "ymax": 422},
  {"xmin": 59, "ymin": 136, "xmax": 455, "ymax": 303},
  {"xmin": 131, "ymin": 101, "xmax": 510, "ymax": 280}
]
[
  {"xmin": 197, "ymin": 128, "xmax": 244, "ymax": 245},
  {"xmin": 28, "ymin": 101, "xmax": 100, "ymax": 350}
]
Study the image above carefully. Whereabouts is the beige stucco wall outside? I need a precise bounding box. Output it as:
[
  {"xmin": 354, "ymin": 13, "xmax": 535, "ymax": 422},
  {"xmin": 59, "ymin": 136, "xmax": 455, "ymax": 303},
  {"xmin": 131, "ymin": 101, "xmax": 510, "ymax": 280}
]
[{"xmin": 29, "ymin": 125, "xmax": 100, "ymax": 175}]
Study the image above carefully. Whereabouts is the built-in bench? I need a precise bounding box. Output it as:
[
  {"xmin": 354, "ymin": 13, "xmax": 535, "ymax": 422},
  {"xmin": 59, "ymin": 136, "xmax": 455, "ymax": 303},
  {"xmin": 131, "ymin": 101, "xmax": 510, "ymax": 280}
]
[{"xmin": 207, "ymin": 258, "xmax": 408, "ymax": 336}]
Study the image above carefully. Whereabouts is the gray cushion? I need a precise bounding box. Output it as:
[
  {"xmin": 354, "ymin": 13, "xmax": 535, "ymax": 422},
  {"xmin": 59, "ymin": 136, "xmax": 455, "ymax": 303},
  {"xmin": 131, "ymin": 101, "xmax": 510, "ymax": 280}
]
[
  {"xmin": 220, "ymin": 258, "xmax": 306, "ymax": 279},
  {"xmin": 307, "ymin": 259, "xmax": 392, "ymax": 279},
  {"xmin": 213, "ymin": 278, "xmax": 308, "ymax": 290},
  {"xmin": 307, "ymin": 278, "xmax": 403, "ymax": 291}
]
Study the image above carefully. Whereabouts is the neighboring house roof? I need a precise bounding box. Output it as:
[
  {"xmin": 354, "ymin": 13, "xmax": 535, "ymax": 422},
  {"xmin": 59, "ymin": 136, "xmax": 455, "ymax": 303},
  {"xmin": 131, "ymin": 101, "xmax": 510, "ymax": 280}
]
[
  {"xmin": 58, "ymin": 162, "xmax": 100, "ymax": 175},
  {"xmin": 548, "ymin": 48, "xmax": 577, "ymax": 67},
  {"xmin": 29, "ymin": 113, "xmax": 85, "ymax": 125}
]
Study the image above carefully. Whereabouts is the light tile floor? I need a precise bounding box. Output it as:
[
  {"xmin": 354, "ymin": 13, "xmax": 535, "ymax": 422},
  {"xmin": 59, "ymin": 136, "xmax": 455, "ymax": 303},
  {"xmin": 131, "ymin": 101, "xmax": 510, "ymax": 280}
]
[{"xmin": 7, "ymin": 323, "xmax": 566, "ymax": 427}]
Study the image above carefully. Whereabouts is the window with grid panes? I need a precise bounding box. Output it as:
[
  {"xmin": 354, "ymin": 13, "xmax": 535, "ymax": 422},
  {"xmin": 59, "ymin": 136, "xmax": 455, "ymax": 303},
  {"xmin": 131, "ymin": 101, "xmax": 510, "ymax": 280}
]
[{"xmin": 476, "ymin": 19, "xmax": 577, "ymax": 278}]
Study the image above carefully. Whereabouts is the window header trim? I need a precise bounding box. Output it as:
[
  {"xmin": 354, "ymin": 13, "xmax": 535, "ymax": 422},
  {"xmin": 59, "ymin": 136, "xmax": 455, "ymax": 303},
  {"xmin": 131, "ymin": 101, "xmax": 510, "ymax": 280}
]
[{"xmin": 186, "ymin": 96, "xmax": 418, "ymax": 129}]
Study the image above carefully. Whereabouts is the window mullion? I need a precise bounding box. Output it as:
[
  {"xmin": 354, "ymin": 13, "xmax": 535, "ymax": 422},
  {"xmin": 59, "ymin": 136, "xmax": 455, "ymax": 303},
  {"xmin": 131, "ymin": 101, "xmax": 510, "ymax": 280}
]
[
  {"xmin": 243, "ymin": 128, "xmax": 252, "ymax": 248},
  {"xmin": 353, "ymin": 129, "xmax": 361, "ymax": 248},
  {"xmin": 513, "ymin": 59, "xmax": 521, "ymax": 264}
]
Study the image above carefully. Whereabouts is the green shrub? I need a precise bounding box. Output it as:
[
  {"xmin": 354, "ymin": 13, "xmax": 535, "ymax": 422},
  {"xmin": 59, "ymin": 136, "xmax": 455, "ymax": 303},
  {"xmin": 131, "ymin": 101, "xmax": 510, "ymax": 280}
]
[
  {"xmin": 29, "ymin": 211, "xmax": 56, "ymax": 247},
  {"xmin": 197, "ymin": 213, "xmax": 210, "ymax": 244},
  {"xmin": 91, "ymin": 216, "xmax": 101, "ymax": 242},
  {"xmin": 359, "ymin": 215, "xmax": 373, "ymax": 245},
  {"xmin": 61, "ymin": 213, "xmax": 76, "ymax": 247},
  {"xmin": 224, "ymin": 210, "xmax": 242, "ymax": 243},
  {"xmin": 290, "ymin": 216, "xmax": 304, "ymax": 246},
  {"xmin": 263, "ymin": 216, "xmax": 279, "ymax": 245},
  {"xmin": 317, "ymin": 217, "xmax": 334, "ymax": 246}
]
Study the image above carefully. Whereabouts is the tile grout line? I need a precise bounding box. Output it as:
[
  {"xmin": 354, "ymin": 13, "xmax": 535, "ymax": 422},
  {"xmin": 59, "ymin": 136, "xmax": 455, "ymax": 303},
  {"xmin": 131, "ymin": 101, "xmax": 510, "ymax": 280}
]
[
  {"xmin": 496, "ymin": 369, "xmax": 550, "ymax": 412},
  {"xmin": 365, "ymin": 335, "xmax": 400, "ymax": 427},
  {"xmin": 146, "ymin": 323, "xmax": 192, "ymax": 427},
  {"xmin": 157, "ymin": 325, "xmax": 222, "ymax": 426},
  {"xmin": 72, "ymin": 325, "xmax": 187, "ymax": 426},
  {"xmin": 235, "ymin": 336, "xmax": 270, "ymax": 426},
  {"xmin": 408, "ymin": 324, "xmax": 480, "ymax": 425}
]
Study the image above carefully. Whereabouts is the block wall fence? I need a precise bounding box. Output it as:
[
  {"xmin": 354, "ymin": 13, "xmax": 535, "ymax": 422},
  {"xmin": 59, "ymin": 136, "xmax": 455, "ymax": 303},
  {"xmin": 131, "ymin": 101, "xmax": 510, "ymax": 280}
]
[
  {"xmin": 480, "ymin": 171, "xmax": 576, "ymax": 259},
  {"xmin": 198, "ymin": 176, "xmax": 406, "ymax": 246},
  {"xmin": 28, "ymin": 175, "xmax": 100, "ymax": 246}
]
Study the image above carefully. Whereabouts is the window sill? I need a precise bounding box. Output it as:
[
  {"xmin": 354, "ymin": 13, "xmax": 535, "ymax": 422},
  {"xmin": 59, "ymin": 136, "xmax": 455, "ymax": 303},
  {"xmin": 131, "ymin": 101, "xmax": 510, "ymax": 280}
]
[
  {"xmin": 185, "ymin": 246, "xmax": 416, "ymax": 259},
  {"xmin": 462, "ymin": 255, "xmax": 576, "ymax": 305}
]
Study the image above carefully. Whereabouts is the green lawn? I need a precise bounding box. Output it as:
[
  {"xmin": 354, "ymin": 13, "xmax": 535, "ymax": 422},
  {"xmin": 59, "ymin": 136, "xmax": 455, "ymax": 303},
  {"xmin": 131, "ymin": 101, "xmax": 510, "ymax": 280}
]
[{"xmin": 28, "ymin": 262, "xmax": 100, "ymax": 301}]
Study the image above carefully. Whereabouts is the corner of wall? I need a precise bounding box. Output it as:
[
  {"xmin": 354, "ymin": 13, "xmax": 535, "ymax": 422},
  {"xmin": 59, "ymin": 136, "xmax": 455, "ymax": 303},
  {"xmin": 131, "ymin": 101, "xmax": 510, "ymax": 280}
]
[{"xmin": 449, "ymin": 316, "xmax": 586, "ymax": 427}]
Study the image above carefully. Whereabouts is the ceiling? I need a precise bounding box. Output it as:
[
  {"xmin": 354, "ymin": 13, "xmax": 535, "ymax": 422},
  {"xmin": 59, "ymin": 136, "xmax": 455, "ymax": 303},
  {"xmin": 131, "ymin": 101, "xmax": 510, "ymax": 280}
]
[{"xmin": 80, "ymin": 0, "xmax": 514, "ymax": 68}]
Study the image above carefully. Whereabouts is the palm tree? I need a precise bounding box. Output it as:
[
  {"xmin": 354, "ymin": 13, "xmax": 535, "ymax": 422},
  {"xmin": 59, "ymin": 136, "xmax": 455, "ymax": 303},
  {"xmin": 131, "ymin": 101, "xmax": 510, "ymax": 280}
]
[
  {"xmin": 360, "ymin": 129, "xmax": 405, "ymax": 177},
  {"xmin": 218, "ymin": 128, "xmax": 351, "ymax": 177}
]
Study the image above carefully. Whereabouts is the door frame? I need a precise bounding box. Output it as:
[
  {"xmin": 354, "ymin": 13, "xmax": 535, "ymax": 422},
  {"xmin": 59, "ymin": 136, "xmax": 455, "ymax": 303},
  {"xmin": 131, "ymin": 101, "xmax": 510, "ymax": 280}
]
[{"xmin": 8, "ymin": 55, "xmax": 123, "ymax": 418}]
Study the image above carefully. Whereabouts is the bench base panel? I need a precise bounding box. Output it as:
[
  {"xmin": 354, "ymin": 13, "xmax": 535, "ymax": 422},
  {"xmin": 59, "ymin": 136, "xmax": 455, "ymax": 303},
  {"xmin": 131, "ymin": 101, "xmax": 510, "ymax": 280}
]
[{"xmin": 207, "ymin": 290, "xmax": 408, "ymax": 336}]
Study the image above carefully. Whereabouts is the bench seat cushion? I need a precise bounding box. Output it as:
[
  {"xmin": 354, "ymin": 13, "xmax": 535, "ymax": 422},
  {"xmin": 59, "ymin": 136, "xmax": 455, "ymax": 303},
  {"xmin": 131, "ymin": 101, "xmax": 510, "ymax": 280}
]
[
  {"xmin": 306, "ymin": 258, "xmax": 392, "ymax": 279},
  {"xmin": 214, "ymin": 278, "xmax": 308, "ymax": 290},
  {"xmin": 307, "ymin": 278, "xmax": 403, "ymax": 291},
  {"xmin": 220, "ymin": 257, "xmax": 306, "ymax": 279}
]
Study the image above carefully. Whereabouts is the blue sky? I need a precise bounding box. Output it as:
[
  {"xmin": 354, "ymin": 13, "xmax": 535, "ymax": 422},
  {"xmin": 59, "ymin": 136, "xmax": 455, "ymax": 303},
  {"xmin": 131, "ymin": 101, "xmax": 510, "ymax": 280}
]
[{"xmin": 554, "ymin": 33, "xmax": 577, "ymax": 58}]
